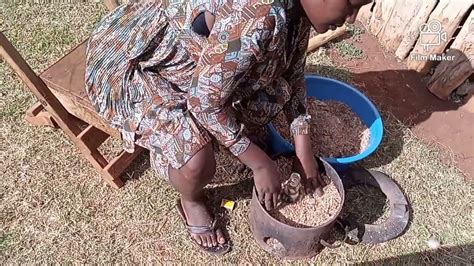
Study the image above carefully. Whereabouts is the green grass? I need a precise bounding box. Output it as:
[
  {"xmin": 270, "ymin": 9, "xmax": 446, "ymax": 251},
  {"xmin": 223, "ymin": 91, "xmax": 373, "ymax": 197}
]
[
  {"xmin": 1, "ymin": 2, "xmax": 472, "ymax": 264},
  {"xmin": 0, "ymin": 234, "xmax": 10, "ymax": 250},
  {"xmin": 347, "ymin": 24, "xmax": 365, "ymax": 42},
  {"xmin": 332, "ymin": 41, "xmax": 365, "ymax": 60}
]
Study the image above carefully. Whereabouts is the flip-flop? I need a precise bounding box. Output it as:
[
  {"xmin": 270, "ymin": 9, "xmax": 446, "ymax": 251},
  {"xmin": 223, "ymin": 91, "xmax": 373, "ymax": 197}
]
[{"xmin": 176, "ymin": 199, "xmax": 231, "ymax": 255}]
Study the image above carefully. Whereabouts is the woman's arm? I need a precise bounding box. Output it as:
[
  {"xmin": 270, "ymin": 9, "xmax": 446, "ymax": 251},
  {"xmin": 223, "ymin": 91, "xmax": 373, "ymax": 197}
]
[{"xmin": 282, "ymin": 19, "xmax": 325, "ymax": 195}]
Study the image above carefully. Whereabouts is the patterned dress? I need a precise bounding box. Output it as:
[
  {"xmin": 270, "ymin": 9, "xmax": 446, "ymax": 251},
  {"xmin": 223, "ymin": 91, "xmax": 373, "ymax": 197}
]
[{"xmin": 85, "ymin": 0, "xmax": 312, "ymax": 178}]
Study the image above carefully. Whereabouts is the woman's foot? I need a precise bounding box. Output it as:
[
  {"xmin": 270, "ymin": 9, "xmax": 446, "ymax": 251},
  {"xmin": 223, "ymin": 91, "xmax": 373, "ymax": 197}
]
[{"xmin": 180, "ymin": 197, "xmax": 226, "ymax": 247}]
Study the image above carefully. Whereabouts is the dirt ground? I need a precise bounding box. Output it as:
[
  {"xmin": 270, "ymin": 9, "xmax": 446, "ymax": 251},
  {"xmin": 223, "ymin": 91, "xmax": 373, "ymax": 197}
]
[{"xmin": 327, "ymin": 26, "xmax": 474, "ymax": 180}]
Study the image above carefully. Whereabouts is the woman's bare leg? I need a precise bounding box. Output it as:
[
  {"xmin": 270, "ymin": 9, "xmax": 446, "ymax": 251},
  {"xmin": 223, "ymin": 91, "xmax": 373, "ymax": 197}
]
[{"xmin": 168, "ymin": 143, "xmax": 226, "ymax": 247}]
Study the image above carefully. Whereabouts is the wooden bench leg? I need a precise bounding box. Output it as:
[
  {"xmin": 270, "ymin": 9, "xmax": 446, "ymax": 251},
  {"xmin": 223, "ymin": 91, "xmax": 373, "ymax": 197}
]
[
  {"xmin": 74, "ymin": 123, "xmax": 145, "ymax": 189},
  {"xmin": 102, "ymin": 146, "xmax": 145, "ymax": 188},
  {"xmin": 25, "ymin": 102, "xmax": 145, "ymax": 188},
  {"xmin": 26, "ymin": 106, "xmax": 145, "ymax": 188},
  {"xmin": 25, "ymin": 102, "xmax": 58, "ymax": 128},
  {"xmin": 1, "ymin": 32, "xmax": 143, "ymax": 189}
]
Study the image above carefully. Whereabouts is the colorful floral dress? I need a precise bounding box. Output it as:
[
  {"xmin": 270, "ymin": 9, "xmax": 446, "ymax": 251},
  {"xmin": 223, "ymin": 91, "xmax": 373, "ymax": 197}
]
[{"xmin": 85, "ymin": 0, "xmax": 311, "ymax": 178}]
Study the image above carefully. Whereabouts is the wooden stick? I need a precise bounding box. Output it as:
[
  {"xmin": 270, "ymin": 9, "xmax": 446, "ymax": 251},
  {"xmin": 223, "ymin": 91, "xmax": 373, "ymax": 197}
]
[
  {"xmin": 307, "ymin": 25, "xmax": 347, "ymax": 52},
  {"xmin": 103, "ymin": 0, "xmax": 120, "ymax": 11}
]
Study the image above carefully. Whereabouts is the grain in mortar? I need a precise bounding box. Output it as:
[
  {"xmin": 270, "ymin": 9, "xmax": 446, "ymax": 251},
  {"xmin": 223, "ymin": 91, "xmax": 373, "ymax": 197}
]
[{"xmin": 270, "ymin": 176, "xmax": 342, "ymax": 228}]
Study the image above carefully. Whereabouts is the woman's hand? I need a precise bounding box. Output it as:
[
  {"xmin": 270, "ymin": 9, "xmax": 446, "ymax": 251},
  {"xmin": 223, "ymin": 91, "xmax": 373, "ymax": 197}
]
[
  {"xmin": 294, "ymin": 134, "xmax": 325, "ymax": 196},
  {"xmin": 238, "ymin": 143, "xmax": 282, "ymax": 210}
]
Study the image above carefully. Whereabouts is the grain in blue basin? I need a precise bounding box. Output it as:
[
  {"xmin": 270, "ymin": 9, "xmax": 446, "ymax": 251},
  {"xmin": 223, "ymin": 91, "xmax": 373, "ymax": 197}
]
[{"xmin": 266, "ymin": 75, "xmax": 384, "ymax": 172}]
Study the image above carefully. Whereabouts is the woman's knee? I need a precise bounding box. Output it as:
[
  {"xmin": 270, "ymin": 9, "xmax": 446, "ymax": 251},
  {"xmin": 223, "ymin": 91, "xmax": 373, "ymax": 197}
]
[{"xmin": 180, "ymin": 143, "xmax": 216, "ymax": 183}]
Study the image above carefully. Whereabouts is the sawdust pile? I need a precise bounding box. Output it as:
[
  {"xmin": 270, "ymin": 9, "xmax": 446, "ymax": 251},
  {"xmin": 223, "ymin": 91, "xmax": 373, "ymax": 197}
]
[
  {"xmin": 273, "ymin": 97, "xmax": 370, "ymax": 158},
  {"xmin": 270, "ymin": 176, "xmax": 342, "ymax": 228}
]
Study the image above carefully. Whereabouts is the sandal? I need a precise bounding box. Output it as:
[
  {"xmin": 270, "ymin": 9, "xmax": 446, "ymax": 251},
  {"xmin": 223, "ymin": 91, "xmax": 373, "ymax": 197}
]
[{"xmin": 176, "ymin": 199, "xmax": 231, "ymax": 255}]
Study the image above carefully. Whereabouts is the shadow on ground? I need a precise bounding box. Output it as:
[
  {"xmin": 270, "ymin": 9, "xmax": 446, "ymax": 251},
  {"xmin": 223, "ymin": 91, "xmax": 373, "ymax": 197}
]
[
  {"xmin": 305, "ymin": 54, "xmax": 472, "ymax": 171},
  {"xmin": 359, "ymin": 243, "xmax": 473, "ymax": 264},
  {"xmin": 122, "ymin": 151, "xmax": 151, "ymax": 181}
]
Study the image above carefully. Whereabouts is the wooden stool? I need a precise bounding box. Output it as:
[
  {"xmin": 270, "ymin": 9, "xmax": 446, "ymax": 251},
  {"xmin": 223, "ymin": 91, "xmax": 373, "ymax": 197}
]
[{"xmin": 0, "ymin": 1, "xmax": 145, "ymax": 189}]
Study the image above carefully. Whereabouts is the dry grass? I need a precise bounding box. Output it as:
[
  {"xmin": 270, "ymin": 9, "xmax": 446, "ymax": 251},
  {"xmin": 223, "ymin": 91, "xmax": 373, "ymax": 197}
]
[
  {"xmin": 1, "ymin": 2, "xmax": 473, "ymax": 264},
  {"xmin": 305, "ymin": 48, "xmax": 353, "ymax": 83}
]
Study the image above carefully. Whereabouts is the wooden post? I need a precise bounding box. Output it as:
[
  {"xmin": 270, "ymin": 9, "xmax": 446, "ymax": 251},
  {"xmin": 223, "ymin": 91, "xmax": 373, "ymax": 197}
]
[
  {"xmin": 103, "ymin": 0, "xmax": 120, "ymax": 11},
  {"xmin": 427, "ymin": 10, "xmax": 473, "ymax": 100},
  {"xmin": 379, "ymin": 0, "xmax": 437, "ymax": 53},
  {"xmin": 367, "ymin": 0, "xmax": 397, "ymax": 37},
  {"xmin": 395, "ymin": 0, "xmax": 437, "ymax": 60},
  {"xmin": 307, "ymin": 25, "xmax": 347, "ymax": 52},
  {"xmin": 406, "ymin": 0, "xmax": 472, "ymax": 74},
  {"xmin": 356, "ymin": 2, "xmax": 374, "ymax": 28}
]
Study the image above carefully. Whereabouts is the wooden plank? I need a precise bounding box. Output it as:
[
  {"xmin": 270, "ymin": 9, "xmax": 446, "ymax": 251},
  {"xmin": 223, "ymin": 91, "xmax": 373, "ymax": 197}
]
[
  {"xmin": 307, "ymin": 25, "xmax": 347, "ymax": 52},
  {"xmin": 50, "ymin": 89, "xmax": 121, "ymax": 139},
  {"xmin": 78, "ymin": 125, "xmax": 110, "ymax": 149},
  {"xmin": 427, "ymin": 10, "xmax": 474, "ymax": 100},
  {"xmin": 356, "ymin": 2, "xmax": 374, "ymax": 28},
  {"xmin": 406, "ymin": 0, "xmax": 472, "ymax": 74},
  {"xmin": 39, "ymin": 42, "xmax": 90, "ymax": 110},
  {"xmin": 25, "ymin": 101, "xmax": 58, "ymax": 128},
  {"xmin": 443, "ymin": 9, "xmax": 473, "ymax": 59},
  {"xmin": 367, "ymin": 0, "xmax": 397, "ymax": 37},
  {"xmin": 377, "ymin": 0, "xmax": 406, "ymax": 51},
  {"xmin": 104, "ymin": 146, "xmax": 146, "ymax": 178},
  {"xmin": 379, "ymin": 0, "xmax": 437, "ymax": 53},
  {"xmin": 39, "ymin": 41, "xmax": 121, "ymax": 139},
  {"xmin": 395, "ymin": 0, "xmax": 438, "ymax": 59},
  {"xmin": 103, "ymin": 0, "xmax": 120, "ymax": 11}
]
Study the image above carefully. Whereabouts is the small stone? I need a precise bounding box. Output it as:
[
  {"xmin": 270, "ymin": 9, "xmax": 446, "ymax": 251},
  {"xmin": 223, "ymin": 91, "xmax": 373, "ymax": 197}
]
[{"xmin": 427, "ymin": 237, "xmax": 441, "ymax": 250}]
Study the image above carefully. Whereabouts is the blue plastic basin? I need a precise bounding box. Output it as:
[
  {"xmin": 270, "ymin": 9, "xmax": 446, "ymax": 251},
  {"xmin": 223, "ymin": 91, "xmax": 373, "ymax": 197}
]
[{"xmin": 266, "ymin": 75, "xmax": 384, "ymax": 171}]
